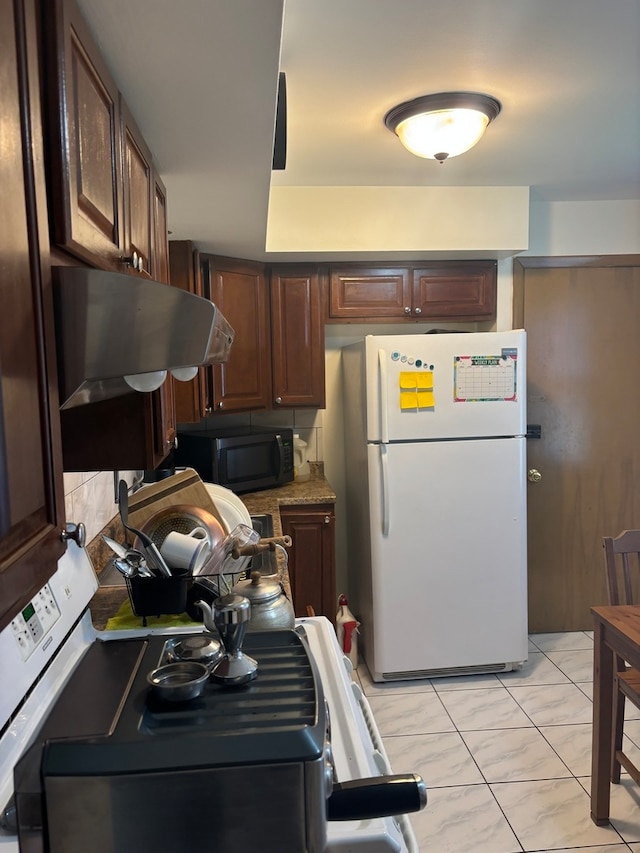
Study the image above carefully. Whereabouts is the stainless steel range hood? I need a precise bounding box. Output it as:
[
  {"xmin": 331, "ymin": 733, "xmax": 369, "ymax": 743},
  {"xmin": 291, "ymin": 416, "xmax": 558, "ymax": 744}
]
[{"xmin": 52, "ymin": 267, "xmax": 234, "ymax": 409}]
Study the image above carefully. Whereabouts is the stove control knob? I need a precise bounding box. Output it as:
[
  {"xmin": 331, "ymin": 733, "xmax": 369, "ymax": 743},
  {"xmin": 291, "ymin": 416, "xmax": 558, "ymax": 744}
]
[{"xmin": 324, "ymin": 742, "xmax": 336, "ymax": 791}]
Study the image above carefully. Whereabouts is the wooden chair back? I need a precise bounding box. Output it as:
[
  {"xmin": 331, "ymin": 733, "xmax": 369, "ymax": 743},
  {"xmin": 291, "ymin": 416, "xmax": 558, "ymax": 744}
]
[{"xmin": 603, "ymin": 529, "xmax": 640, "ymax": 606}]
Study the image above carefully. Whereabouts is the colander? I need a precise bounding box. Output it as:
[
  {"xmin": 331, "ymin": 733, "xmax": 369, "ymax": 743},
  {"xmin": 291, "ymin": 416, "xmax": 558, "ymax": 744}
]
[{"xmin": 136, "ymin": 504, "xmax": 225, "ymax": 552}]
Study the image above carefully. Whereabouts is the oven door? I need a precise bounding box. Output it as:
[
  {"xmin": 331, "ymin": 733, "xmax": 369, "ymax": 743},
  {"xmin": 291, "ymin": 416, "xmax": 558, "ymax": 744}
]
[{"xmin": 301, "ymin": 619, "xmax": 421, "ymax": 852}]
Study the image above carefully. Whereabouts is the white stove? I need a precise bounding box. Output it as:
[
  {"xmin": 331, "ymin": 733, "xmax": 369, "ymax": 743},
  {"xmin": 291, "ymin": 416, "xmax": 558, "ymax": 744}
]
[{"xmin": 0, "ymin": 543, "xmax": 421, "ymax": 852}]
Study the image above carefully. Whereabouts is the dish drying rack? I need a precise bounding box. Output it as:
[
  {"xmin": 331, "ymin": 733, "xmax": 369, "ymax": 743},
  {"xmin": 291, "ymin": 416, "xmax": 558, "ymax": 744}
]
[
  {"xmin": 126, "ymin": 523, "xmax": 291, "ymax": 620},
  {"xmin": 199, "ymin": 523, "xmax": 292, "ymax": 596}
]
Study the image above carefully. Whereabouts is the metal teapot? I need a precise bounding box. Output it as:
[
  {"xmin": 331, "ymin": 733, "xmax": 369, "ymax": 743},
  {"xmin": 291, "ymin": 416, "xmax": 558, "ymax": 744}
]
[{"xmin": 232, "ymin": 571, "xmax": 295, "ymax": 631}]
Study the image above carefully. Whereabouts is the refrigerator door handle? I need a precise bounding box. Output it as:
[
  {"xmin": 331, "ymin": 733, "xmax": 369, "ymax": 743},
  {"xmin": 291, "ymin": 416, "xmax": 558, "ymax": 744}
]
[
  {"xmin": 380, "ymin": 444, "xmax": 390, "ymax": 535},
  {"xmin": 378, "ymin": 349, "xmax": 389, "ymax": 444}
]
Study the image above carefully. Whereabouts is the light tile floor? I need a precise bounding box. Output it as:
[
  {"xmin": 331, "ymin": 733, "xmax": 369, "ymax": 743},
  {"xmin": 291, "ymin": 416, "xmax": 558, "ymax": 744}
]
[{"xmin": 354, "ymin": 631, "xmax": 640, "ymax": 852}]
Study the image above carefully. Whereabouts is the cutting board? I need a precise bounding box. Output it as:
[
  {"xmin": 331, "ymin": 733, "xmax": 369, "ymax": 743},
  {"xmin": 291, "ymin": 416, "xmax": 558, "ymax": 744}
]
[{"xmin": 127, "ymin": 469, "xmax": 227, "ymax": 531}]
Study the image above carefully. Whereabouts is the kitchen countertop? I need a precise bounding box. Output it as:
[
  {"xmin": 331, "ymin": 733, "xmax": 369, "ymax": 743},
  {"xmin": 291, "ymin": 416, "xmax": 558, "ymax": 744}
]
[
  {"xmin": 238, "ymin": 463, "xmax": 336, "ymax": 525},
  {"xmin": 87, "ymin": 465, "xmax": 335, "ymax": 630}
]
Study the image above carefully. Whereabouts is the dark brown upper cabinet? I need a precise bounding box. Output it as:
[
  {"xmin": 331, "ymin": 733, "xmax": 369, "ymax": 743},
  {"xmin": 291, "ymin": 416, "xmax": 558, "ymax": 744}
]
[
  {"xmin": 0, "ymin": 0, "xmax": 66, "ymax": 630},
  {"xmin": 43, "ymin": 0, "xmax": 124, "ymax": 270},
  {"xmin": 169, "ymin": 241, "xmax": 212, "ymax": 423},
  {"xmin": 270, "ymin": 267, "xmax": 326, "ymax": 409},
  {"xmin": 329, "ymin": 261, "xmax": 497, "ymax": 322},
  {"xmin": 121, "ymin": 98, "xmax": 154, "ymax": 277},
  {"xmin": 203, "ymin": 255, "xmax": 272, "ymax": 414}
]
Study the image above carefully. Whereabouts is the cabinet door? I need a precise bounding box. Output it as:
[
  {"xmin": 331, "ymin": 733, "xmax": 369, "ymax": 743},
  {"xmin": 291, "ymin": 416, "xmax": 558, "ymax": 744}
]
[
  {"xmin": 204, "ymin": 255, "xmax": 271, "ymax": 413},
  {"xmin": 280, "ymin": 504, "xmax": 335, "ymax": 621},
  {"xmin": 412, "ymin": 261, "xmax": 497, "ymax": 320},
  {"xmin": 122, "ymin": 99, "xmax": 153, "ymax": 276},
  {"xmin": 44, "ymin": 0, "xmax": 123, "ymax": 270},
  {"xmin": 169, "ymin": 241, "xmax": 210, "ymax": 423},
  {"xmin": 153, "ymin": 171, "xmax": 170, "ymax": 284},
  {"xmin": 329, "ymin": 267, "xmax": 411, "ymax": 318},
  {"xmin": 150, "ymin": 379, "xmax": 176, "ymax": 466},
  {"xmin": 0, "ymin": 0, "xmax": 66, "ymax": 631},
  {"xmin": 149, "ymin": 171, "xmax": 175, "ymax": 462},
  {"xmin": 271, "ymin": 268, "xmax": 326, "ymax": 408}
]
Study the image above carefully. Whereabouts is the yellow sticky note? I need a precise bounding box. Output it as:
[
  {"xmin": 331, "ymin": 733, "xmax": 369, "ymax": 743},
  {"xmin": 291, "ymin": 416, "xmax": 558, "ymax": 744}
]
[
  {"xmin": 399, "ymin": 371, "xmax": 418, "ymax": 389},
  {"xmin": 417, "ymin": 372, "xmax": 433, "ymax": 390},
  {"xmin": 417, "ymin": 390, "xmax": 435, "ymax": 409},
  {"xmin": 400, "ymin": 392, "xmax": 419, "ymax": 410}
]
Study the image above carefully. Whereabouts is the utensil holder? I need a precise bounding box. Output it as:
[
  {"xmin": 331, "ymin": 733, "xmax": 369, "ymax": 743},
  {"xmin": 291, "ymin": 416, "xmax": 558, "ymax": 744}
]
[{"xmin": 127, "ymin": 568, "xmax": 192, "ymax": 620}]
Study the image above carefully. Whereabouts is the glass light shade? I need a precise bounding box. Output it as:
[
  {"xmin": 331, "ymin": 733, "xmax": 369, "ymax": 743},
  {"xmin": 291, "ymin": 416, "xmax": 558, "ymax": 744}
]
[
  {"xmin": 124, "ymin": 371, "xmax": 167, "ymax": 392},
  {"xmin": 170, "ymin": 366, "xmax": 199, "ymax": 382},
  {"xmin": 396, "ymin": 108, "xmax": 491, "ymax": 160},
  {"xmin": 385, "ymin": 92, "xmax": 501, "ymax": 162}
]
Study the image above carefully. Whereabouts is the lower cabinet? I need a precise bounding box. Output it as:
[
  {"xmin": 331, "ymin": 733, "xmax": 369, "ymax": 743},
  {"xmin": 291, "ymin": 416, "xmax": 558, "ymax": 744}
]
[{"xmin": 280, "ymin": 504, "xmax": 336, "ymax": 622}]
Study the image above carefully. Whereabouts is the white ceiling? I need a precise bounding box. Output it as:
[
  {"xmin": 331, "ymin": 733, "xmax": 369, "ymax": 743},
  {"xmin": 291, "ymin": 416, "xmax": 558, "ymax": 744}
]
[{"xmin": 77, "ymin": 0, "xmax": 640, "ymax": 262}]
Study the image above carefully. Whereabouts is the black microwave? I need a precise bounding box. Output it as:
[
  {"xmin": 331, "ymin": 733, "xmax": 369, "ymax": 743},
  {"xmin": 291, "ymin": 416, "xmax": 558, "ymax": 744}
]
[{"xmin": 174, "ymin": 427, "xmax": 295, "ymax": 493}]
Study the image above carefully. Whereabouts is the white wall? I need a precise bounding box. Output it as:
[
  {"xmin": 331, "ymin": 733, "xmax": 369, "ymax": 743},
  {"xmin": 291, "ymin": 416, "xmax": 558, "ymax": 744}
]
[{"xmin": 527, "ymin": 200, "xmax": 640, "ymax": 256}]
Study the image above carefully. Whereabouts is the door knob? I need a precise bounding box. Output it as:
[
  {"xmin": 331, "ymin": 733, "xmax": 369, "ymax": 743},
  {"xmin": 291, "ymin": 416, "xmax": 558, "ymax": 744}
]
[{"xmin": 528, "ymin": 469, "xmax": 542, "ymax": 483}]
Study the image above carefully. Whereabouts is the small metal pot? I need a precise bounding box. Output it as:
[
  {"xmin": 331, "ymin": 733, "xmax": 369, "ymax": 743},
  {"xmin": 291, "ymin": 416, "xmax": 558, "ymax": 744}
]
[{"xmin": 147, "ymin": 661, "xmax": 210, "ymax": 702}]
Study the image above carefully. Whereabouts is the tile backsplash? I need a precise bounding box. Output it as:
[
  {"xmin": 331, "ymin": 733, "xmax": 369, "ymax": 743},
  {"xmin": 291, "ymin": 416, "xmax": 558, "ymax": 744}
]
[
  {"xmin": 64, "ymin": 470, "xmax": 137, "ymax": 545},
  {"xmin": 177, "ymin": 409, "xmax": 324, "ymax": 465}
]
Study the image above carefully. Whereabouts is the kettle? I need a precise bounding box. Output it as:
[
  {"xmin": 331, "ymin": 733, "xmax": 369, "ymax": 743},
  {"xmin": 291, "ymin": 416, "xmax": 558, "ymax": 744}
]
[{"xmin": 232, "ymin": 571, "xmax": 295, "ymax": 631}]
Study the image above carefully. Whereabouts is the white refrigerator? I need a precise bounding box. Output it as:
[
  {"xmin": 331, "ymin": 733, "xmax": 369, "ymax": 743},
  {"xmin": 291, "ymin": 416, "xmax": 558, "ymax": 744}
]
[{"xmin": 342, "ymin": 330, "xmax": 528, "ymax": 681}]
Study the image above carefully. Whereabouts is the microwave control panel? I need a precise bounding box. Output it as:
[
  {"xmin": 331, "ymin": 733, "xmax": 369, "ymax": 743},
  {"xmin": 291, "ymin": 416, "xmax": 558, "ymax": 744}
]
[{"xmin": 10, "ymin": 584, "xmax": 61, "ymax": 661}]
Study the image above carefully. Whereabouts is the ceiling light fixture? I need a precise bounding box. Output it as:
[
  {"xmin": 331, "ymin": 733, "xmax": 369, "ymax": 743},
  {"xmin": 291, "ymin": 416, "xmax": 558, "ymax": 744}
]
[{"xmin": 384, "ymin": 91, "xmax": 501, "ymax": 163}]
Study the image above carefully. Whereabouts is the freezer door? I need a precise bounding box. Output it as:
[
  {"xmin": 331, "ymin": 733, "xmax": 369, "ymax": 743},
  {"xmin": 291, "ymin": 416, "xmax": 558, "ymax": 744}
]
[
  {"xmin": 366, "ymin": 437, "xmax": 527, "ymax": 678},
  {"xmin": 364, "ymin": 330, "xmax": 526, "ymax": 442}
]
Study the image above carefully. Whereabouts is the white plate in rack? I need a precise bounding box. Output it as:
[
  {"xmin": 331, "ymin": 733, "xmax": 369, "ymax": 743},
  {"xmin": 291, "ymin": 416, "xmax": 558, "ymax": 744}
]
[{"xmin": 203, "ymin": 483, "xmax": 252, "ymax": 535}]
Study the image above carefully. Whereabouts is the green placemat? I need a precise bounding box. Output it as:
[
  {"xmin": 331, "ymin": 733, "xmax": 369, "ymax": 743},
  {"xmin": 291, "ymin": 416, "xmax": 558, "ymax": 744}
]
[{"xmin": 105, "ymin": 597, "xmax": 200, "ymax": 631}]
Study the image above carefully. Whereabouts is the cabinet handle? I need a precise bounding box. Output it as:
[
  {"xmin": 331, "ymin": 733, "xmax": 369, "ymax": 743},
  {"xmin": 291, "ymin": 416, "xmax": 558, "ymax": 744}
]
[
  {"xmin": 121, "ymin": 251, "xmax": 144, "ymax": 272},
  {"xmin": 217, "ymin": 401, "xmax": 224, "ymax": 409},
  {"xmin": 324, "ymin": 515, "xmax": 331, "ymax": 524},
  {"xmin": 61, "ymin": 522, "xmax": 86, "ymax": 548},
  {"xmin": 414, "ymin": 307, "xmax": 422, "ymax": 315},
  {"xmin": 275, "ymin": 396, "xmax": 282, "ymax": 405},
  {"xmin": 404, "ymin": 306, "xmax": 411, "ymax": 314},
  {"xmin": 205, "ymin": 405, "xmax": 212, "ymax": 414}
]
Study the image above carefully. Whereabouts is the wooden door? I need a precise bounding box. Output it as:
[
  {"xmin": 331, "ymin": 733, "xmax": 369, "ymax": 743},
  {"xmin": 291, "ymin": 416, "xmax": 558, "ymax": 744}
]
[
  {"xmin": 514, "ymin": 257, "xmax": 640, "ymax": 631},
  {"xmin": 270, "ymin": 267, "xmax": 326, "ymax": 408}
]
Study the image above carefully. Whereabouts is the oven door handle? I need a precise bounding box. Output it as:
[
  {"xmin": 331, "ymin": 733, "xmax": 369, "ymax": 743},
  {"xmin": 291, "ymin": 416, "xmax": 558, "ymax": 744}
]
[{"xmin": 327, "ymin": 773, "xmax": 427, "ymax": 821}]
